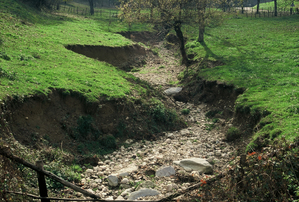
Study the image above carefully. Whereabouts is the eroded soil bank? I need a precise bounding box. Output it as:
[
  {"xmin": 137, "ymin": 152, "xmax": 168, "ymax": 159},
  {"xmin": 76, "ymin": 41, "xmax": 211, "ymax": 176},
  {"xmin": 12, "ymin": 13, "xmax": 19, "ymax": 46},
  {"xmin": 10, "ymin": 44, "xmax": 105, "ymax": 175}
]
[
  {"xmin": 65, "ymin": 44, "xmax": 149, "ymax": 71},
  {"xmin": 0, "ymin": 88, "xmax": 185, "ymax": 165}
]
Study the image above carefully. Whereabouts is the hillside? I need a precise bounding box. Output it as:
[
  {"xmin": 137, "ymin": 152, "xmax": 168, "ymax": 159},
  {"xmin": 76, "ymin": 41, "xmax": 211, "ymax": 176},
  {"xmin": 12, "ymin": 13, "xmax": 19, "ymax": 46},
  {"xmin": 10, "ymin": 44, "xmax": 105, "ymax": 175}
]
[{"xmin": 1, "ymin": 0, "xmax": 299, "ymax": 201}]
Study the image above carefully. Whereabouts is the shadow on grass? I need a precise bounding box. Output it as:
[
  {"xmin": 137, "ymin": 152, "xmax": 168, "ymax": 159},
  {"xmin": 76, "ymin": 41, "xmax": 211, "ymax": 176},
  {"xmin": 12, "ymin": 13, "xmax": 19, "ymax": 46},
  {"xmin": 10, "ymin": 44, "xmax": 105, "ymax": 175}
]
[{"xmin": 199, "ymin": 41, "xmax": 223, "ymax": 60}]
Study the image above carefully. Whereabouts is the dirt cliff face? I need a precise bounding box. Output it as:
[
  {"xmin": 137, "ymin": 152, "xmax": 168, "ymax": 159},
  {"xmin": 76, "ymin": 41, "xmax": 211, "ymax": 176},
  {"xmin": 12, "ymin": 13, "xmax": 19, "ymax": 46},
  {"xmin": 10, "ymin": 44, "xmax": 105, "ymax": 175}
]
[{"xmin": 65, "ymin": 44, "xmax": 148, "ymax": 71}]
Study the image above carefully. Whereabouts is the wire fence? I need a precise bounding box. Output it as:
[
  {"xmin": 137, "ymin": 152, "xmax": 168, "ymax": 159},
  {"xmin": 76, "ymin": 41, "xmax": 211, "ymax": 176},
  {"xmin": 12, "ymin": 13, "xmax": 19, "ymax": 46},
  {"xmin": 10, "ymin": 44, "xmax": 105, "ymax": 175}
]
[
  {"xmin": 233, "ymin": 6, "xmax": 299, "ymax": 17},
  {"xmin": 55, "ymin": 4, "xmax": 299, "ymax": 22},
  {"xmin": 56, "ymin": 5, "xmax": 119, "ymax": 21}
]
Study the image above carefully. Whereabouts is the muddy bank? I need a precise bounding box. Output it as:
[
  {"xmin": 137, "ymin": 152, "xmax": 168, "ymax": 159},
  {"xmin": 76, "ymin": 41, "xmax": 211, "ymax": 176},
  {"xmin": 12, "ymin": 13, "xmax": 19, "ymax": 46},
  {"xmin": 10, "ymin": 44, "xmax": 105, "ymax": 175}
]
[
  {"xmin": 0, "ymin": 89, "xmax": 184, "ymax": 161},
  {"xmin": 174, "ymin": 77, "xmax": 270, "ymax": 144},
  {"xmin": 65, "ymin": 44, "xmax": 148, "ymax": 71}
]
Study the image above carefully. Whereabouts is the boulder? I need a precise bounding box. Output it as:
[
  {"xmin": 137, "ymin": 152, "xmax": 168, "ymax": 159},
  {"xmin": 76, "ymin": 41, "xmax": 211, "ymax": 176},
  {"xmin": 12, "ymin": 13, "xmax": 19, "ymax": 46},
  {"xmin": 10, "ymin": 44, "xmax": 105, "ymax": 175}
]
[
  {"xmin": 173, "ymin": 158, "xmax": 213, "ymax": 174},
  {"xmin": 156, "ymin": 166, "xmax": 176, "ymax": 177},
  {"xmin": 127, "ymin": 188, "xmax": 160, "ymax": 200},
  {"xmin": 164, "ymin": 87, "xmax": 182, "ymax": 95},
  {"xmin": 107, "ymin": 175, "xmax": 119, "ymax": 187}
]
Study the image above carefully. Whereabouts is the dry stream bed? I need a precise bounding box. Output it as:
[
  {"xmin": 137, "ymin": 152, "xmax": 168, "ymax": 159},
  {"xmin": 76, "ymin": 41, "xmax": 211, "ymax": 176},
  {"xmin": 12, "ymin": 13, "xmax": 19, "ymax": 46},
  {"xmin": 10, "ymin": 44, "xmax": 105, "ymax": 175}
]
[{"xmin": 1, "ymin": 31, "xmax": 250, "ymax": 201}]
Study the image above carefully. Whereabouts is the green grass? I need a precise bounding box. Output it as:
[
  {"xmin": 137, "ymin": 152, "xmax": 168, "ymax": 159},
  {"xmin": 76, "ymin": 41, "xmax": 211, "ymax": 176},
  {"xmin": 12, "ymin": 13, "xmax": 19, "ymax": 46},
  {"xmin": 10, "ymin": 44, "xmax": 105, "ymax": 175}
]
[
  {"xmin": 253, "ymin": 0, "xmax": 299, "ymax": 10},
  {"xmin": 0, "ymin": 0, "xmax": 150, "ymax": 102},
  {"xmin": 186, "ymin": 15, "xmax": 299, "ymax": 148}
]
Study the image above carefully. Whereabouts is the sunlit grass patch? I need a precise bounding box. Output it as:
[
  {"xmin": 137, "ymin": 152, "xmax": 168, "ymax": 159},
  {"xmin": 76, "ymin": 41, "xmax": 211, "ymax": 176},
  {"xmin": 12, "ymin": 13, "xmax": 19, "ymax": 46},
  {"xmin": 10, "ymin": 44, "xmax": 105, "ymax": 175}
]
[{"xmin": 186, "ymin": 15, "xmax": 299, "ymax": 147}]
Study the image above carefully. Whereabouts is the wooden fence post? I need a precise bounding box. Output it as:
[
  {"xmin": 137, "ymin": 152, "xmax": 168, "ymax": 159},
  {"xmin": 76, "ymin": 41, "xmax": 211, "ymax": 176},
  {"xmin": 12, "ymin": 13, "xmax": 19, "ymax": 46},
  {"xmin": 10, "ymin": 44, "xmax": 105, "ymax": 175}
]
[{"xmin": 36, "ymin": 160, "xmax": 50, "ymax": 202}]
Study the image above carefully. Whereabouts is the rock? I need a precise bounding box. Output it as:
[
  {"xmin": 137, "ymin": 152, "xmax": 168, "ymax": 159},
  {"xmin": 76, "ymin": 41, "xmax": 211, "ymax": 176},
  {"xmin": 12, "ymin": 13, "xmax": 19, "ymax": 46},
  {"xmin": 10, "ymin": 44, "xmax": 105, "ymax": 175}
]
[
  {"xmin": 76, "ymin": 192, "xmax": 83, "ymax": 197},
  {"xmin": 85, "ymin": 169, "xmax": 93, "ymax": 174},
  {"xmin": 105, "ymin": 196, "xmax": 114, "ymax": 200},
  {"xmin": 164, "ymin": 87, "xmax": 182, "ymax": 95},
  {"xmin": 180, "ymin": 129, "xmax": 190, "ymax": 136},
  {"xmin": 119, "ymin": 172, "xmax": 129, "ymax": 177},
  {"xmin": 86, "ymin": 189, "xmax": 95, "ymax": 194},
  {"xmin": 121, "ymin": 188, "xmax": 132, "ymax": 197},
  {"xmin": 165, "ymin": 139, "xmax": 171, "ymax": 144},
  {"xmin": 94, "ymin": 179, "xmax": 102, "ymax": 183},
  {"xmin": 128, "ymin": 188, "xmax": 160, "ymax": 200},
  {"xmin": 165, "ymin": 184, "xmax": 173, "ymax": 192},
  {"xmin": 91, "ymin": 183, "xmax": 98, "ymax": 188},
  {"xmin": 172, "ymin": 184, "xmax": 178, "ymax": 190},
  {"xmin": 215, "ymin": 150, "xmax": 222, "ymax": 156},
  {"xmin": 112, "ymin": 164, "xmax": 138, "ymax": 176},
  {"xmin": 174, "ymin": 158, "xmax": 213, "ymax": 174},
  {"xmin": 121, "ymin": 178, "xmax": 129, "ymax": 184},
  {"xmin": 167, "ymin": 135, "xmax": 175, "ymax": 140},
  {"xmin": 116, "ymin": 195, "xmax": 125, "ymax": 200},
  {"xmin": 107, "ymin": 175, "xmax": 119, "ymax": 187},
  {"xmin": 156, "ymin": 166, "xmax": 176, "ymax": 177}
]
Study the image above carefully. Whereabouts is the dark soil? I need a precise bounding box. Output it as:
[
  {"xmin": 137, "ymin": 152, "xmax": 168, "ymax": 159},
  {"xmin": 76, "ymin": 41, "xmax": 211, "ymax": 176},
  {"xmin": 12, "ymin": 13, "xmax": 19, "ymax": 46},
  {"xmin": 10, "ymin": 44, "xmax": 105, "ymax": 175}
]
[{"xmin": 65, "ymin": 44, "xmax": 149, "ymax": 71}]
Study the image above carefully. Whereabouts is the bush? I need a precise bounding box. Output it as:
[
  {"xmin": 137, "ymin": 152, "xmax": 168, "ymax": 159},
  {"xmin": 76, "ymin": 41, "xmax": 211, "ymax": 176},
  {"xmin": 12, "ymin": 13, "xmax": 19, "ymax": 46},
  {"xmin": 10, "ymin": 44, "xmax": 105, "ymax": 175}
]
[
  {"xmin": 226, "ymin": 127, "xmax": 240, "ymax": 141},
  {"xmin": 197, "ymin": 138, "xmax": 299, "ymax": 201},
  {"xmin": 150, "ymin": 104, "xmax": 177, "ymax": 126},
  {"xmin": 101, "ymin": 135, "xmax": 116, "ymax": 149},
  {"xmin": 181, "ymin": 108, "xmax": 190, "ymax": 115}
]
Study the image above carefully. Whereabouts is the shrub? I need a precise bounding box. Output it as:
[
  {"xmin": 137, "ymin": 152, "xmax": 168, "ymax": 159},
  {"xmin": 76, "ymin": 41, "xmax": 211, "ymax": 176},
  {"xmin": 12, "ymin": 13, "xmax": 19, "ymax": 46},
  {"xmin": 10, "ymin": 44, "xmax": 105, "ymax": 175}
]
[
  {"xmin": 181, "ymin": 108, "xmax": 190, "ymax": 115},
  {"xmin": 197, "ymin": 138, "xmax": 299, "ymax": 201},
  {"xmin": 101, "ymin": 135, "xmax": 116, "ymax": 149},
  {"xmin": 150, "ymin": 104, "xmax": 177, "ymax": 126},
  {"xmin": 226, "ymin": 127, "xmax": 240, "ymax": 141}
]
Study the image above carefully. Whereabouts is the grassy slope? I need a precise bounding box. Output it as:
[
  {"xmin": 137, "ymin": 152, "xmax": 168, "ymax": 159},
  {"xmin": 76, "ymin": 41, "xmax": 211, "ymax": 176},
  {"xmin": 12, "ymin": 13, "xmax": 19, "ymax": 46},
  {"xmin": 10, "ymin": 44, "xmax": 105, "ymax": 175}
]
[
  {"xmin": 0, "ymin": 0, "xmax": 146, "ymax": 102},
  {"xmin": 186, "ymin": 15, "xmax": 299, "ymax": 148}
]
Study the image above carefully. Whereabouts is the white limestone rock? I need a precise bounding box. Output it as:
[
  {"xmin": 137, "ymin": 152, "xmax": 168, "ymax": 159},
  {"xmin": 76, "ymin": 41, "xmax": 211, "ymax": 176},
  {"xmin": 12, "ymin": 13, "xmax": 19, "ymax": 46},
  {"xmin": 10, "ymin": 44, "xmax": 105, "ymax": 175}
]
[
  {"xmin": 174, "ymin": 158, "xmax": 213, "ymax": 174},
  {"xmin": 164, "ymin": 87, "xmax": 182, "ymax": 95}
]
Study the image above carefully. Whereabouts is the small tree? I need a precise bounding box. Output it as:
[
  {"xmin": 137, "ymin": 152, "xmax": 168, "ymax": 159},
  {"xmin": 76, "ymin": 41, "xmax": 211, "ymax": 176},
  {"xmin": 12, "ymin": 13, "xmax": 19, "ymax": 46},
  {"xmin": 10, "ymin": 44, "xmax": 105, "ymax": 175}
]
[{"xmin": 119, "ymin": 0, "xmax": 226, "ymax": 66}]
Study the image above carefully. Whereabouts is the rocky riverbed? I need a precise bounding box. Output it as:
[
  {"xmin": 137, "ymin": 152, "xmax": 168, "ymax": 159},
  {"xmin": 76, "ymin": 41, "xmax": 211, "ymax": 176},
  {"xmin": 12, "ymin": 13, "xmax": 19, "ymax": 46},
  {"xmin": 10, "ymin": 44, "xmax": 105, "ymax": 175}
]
[{"xmin": 63, "ymin": 101, "xmax": 236, "ymax": 201}]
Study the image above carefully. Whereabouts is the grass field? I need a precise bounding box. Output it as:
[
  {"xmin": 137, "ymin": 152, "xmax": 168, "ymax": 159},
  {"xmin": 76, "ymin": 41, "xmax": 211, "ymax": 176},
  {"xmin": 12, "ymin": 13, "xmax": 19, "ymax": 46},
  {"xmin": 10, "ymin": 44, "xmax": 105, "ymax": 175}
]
[
  {"xmin": 0, "ymin": 0, "xmax": 150, "ymax": 103},
  {"xmin": 186, "ymin": 14, "xmax": 299, "ymax": 149},
  {"xmin": 1, "ymin": 0, "xmax": 299, "ymax": 150}
]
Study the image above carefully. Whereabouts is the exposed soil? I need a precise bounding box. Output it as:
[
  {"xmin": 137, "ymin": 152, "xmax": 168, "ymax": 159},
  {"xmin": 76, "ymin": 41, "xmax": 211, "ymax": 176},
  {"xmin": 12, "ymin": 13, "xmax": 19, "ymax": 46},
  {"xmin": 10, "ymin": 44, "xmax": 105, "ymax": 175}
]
[{"xmin": 65, "ymin": 44, "xmax": 149, "ymax": 71}]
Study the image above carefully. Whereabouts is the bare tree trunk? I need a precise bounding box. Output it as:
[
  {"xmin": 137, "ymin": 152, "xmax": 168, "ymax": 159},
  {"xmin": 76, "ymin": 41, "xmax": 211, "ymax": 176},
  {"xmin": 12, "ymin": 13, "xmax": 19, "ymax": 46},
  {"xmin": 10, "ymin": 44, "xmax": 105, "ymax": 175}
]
[
  {"xmin": 197, "ymin": 0, "xmax": 207, "ymax": 43},
  {"xmin": 174, "ymin": 21, "xmax": 189, "ymax": 66},
  {"xmin": 256, "ymin": 0, "xmax": 260, "ymax": 14},
  {"xmin": 198, "ymin": 22, "xmax": 205, "ymax": 42},
  {"xmin": 274, "ymin": 0, "xmax": 277, "ymax": 16},
  {"xmin": 89, "ymin": 0, "xmax": 94, "ymax": 15},
  {"xmin": 56, "ymin": 0, "xmax": 61, "ymax": 10}
]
